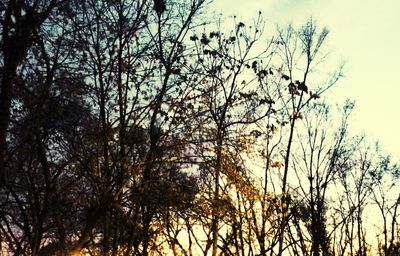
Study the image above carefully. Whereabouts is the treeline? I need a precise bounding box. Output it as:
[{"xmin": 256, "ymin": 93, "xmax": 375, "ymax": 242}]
[{"xmin": 0, "ymin": 0, "xmax": 399, "ymax": 255}]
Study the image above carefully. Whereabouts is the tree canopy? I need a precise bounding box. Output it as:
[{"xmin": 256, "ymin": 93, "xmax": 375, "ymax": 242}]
[{"xmin": 0, "ymin": 0, "xmax": 399, "ymax": 255}]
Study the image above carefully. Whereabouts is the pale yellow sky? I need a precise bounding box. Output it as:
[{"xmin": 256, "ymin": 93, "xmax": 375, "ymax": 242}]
[{"xmin": 210, "ymin": 0, "xmax": 400, "ymax": 159}]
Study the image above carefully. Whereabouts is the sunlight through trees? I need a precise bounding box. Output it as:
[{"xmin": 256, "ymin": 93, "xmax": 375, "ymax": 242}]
[{"xmin": 0, "ymin": 0, "xmax": 399, "ymax": 255}]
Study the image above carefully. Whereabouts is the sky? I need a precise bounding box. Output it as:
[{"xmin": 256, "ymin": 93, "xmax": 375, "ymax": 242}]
[{"xmin": 209, "ymin": 0, "xmax": 400, "ymax": 159}]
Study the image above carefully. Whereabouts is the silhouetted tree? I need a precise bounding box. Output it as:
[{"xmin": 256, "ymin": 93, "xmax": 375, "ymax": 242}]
[{"xmin": 1, "ymin": 1, "xmax": 398, "ymax": 255}]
